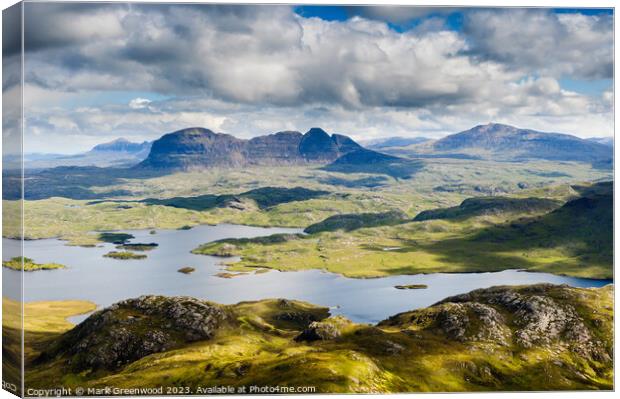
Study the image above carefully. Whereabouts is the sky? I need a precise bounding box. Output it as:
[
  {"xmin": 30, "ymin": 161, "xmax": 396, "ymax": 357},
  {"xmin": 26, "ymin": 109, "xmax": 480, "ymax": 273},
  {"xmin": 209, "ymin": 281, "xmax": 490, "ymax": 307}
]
[{"xmin": 2, "ymin": 3, "xmax": 614, "ymax": 153}]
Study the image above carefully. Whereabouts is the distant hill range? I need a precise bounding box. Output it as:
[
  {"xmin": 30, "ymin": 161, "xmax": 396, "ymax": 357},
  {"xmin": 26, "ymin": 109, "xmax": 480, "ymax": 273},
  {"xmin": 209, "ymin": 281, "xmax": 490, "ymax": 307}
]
[
  {"xmin": 587, "ymin": 137, "xmax": 613, "ymax": 147},
  {"xmin": 14, "ymin": 138, "xmax": 152, "ymax": 169},
  {"xmin": 138, "ymin": 127, "xmax": 364, "ymax": 170},
  {"xmin": 365, "ymin": 136, "xmax": 431, "ymax": 149},
  {"xmin": 380, "ymin": 123, "xmax": 613, "ymax": 167},
  {"xmin": 12, "ymin": 123, "xmax": 612, "ymax": 172},
  {"xmin": 90, "ymin": 138, "xmax": 152, "ymax": 156}
]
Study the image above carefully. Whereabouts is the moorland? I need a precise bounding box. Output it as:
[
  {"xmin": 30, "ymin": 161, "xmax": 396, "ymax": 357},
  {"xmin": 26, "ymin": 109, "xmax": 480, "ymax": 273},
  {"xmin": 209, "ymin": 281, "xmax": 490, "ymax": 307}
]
[{"xmin": 2, "ymin": 122, "xmax": 614, "ymax": 393}]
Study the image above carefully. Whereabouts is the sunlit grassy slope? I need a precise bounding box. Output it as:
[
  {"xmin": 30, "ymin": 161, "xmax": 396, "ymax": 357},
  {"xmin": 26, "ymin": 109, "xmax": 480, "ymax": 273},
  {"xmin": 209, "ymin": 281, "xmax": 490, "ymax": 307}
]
[
  {"xmin": 194, "ymin": 182, "xmax": 612, "ymax": 279},
  {"xmin": 2, "ymin": 297, "xmax": 97, "ymax": 390},
  {"xmin": 22, "ymin": 285, "xmax": 614, "ymax": 392}
]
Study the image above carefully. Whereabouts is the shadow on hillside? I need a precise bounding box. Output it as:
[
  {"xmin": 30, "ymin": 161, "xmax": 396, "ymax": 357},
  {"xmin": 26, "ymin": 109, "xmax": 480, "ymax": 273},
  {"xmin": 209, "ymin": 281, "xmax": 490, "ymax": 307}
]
[
  {"xmin": 360, "ymin": 183, "xmax": 612, "ymax": 276},
  {"xmin": 3, "ymin": 167, "xmax": 167, "ymax": 200},
  {"xmin": 321, "ymin": 158, "xmax": 424, "ymax": 179}
]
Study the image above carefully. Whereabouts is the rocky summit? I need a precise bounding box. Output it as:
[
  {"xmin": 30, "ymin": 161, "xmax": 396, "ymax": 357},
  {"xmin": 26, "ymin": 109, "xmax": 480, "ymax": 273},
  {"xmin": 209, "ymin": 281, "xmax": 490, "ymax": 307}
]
[
  {"xmin": 40, "ymin": 296, "xmax": 229, "ymax": 372},
  {"xmin": 138, "ymin": 127, "xmax": 362, "ymax": 170},
  {"xmin": 381, "ymin": 284, "xmax": 613, "ymax": 362}
]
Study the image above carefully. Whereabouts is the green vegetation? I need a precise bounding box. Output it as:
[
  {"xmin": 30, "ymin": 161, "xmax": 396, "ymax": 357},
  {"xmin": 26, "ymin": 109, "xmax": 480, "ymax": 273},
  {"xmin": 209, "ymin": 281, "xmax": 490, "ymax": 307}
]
[
  {"xmin": 394, "ymin": 284, "xmax": 428, "ymax": 290},
  {"xmin": 194, "ymin": 182, "xmax": 612, "ymax": 279},
  {"xmin": 2, "ymin": 296, "xmax": 97, "ymax": 389},
  {"xmin": 193, "ymin": 234, "xmax": 302, "ymax": 257},
  {"xmin": 116, "ymin": 243, "xmax": 158, "ymax": 251},
  {"xmin": 413, "ymin": 197, "xmax": 561, "ymax": 221},
  {"xmin": 103, "ymin": 251, "xmax": 147, "ymax": 260},
  {"xmin": 304, "ymin": 210, "xmax": 409, "ymax": 234},
  {"xmin": 22, "ymin": 285, "xmax": 614, "ymax": 392},
  {"xmin": 98, "ymin": 232, "xmax": 135, "ymax": 244},
  {"xmin": 177, "ymin": 267, "xmax": 195, "ymax": 274},
  {"xmin": 3, "ymin": 160, "xmax": 611, "ymax": 247},
  {"xmin": 143, "ymin": 186, "xmax": 329, "ymax": 211},
  {"xmin": 2, "ymin": 256, "xmax": 65, "ymax": 272}
]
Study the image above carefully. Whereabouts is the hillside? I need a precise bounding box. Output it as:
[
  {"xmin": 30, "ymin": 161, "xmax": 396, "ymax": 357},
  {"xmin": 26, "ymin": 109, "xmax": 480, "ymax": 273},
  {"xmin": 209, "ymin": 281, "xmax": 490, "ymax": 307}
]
[
  {"xmin": 323, "ymin": 148, "xmax": 424, "ymax": 179},
  {"xmin": 190, "ymin": 181, "xmax": 613, "ymax": 279},
  {"xmin": 143, "ymin": 186, "xmax": 330, "ymax": 211},
  {"xmin": 26, "ymin": 284, "xmax": 613, "ymax": 392},
  {"xmin": 138, "ymin": 127, "xmax": 362, "ymax": 170},
  {"xmin": 414, "ymin": 197, "xmax": 562, "ymax": 221},
  {"xmin": 304, "ymin": 210, "xmax": 409, "ymax": 234},
  {"xmin": 469, "ymin": 181, "xmax": 613, "ymax": 274},
  {"xmin": 382, "ymin": 123, "xmax": 612, "ymax": 166}
]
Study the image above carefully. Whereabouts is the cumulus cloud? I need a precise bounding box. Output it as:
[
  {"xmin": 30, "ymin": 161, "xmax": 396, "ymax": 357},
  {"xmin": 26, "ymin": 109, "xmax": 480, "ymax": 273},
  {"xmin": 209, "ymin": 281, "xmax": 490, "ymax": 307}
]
[
  {"xmin": 16, "ymin": 3, "xmax": 614, "ymax": 152},
  {"xmin": 463, "ymin": 9, "xmax": 613, "ymax": 79},
  {"xmin": 128, "ymin": 98, "xmax": 152, "ymax": 110}
]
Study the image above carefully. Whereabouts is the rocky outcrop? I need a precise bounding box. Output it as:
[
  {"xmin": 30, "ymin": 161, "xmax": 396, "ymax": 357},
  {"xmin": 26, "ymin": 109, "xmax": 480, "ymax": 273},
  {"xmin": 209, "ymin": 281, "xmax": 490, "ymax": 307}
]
[
  {"xmin": 295, "ymin": 316, "xmax": 351, "ymax": 342},
  {"xmin": 139, "ymin": 128, "xmax": 247, "ymax": 169},
  {"xmin": 42, "ymin": 296, "xmax": 229, "ymax": 372},
  {"xmin": 381, "ymin": 284, "xmax": 613, "ymax": 362},
  {"xmin": 246, "ymin": 131, "xmax": 304, "ymax": 165},
  {"xmin": 437, "ymin": 285, "xmax": 608, "ymax": 356},
  {"xmin": 138, "ymin": 127, "xmax": 361, "ymax": 170}
]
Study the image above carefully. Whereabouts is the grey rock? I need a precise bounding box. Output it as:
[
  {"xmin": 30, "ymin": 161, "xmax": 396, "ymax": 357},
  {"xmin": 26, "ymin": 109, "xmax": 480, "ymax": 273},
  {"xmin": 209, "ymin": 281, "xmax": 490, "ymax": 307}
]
[{"xmin": 45, "ymin": 296, "xmax": 228, "ymax": 372}]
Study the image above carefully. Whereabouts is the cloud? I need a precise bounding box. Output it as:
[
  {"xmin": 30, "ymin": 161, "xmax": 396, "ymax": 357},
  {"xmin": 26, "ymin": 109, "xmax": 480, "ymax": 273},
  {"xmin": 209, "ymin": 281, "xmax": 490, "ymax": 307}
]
[
  {"xmin": 128, "ymin": 98, "xmax": 152, "ymax": 109},
  {"xmin": 23, "ymin": 2, "xmax": 126, "ymax": 52},
  {"xmin": 463, "ymin": 9, "xmax": 613, "ymax": 79},
  {"xmin": 346, "ymin": 6, "xmax": 460, "ymax": 24},
  {"xmin": 16, "ymin": 4, "xmax": 614, "ymax": 152}
]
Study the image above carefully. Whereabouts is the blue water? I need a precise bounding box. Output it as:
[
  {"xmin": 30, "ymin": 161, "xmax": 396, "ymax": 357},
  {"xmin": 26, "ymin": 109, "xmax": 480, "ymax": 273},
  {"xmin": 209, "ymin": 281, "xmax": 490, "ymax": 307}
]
[{"xmin": 2, "ymin": 224, "xmax": 612, "ymax": 324}]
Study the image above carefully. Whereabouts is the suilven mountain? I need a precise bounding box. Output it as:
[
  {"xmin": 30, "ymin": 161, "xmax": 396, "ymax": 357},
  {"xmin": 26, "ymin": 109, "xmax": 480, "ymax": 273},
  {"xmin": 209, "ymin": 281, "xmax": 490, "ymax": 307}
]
[{"xmin": 138, "ymin": 127, "xmax": 364, "ymax": 169}]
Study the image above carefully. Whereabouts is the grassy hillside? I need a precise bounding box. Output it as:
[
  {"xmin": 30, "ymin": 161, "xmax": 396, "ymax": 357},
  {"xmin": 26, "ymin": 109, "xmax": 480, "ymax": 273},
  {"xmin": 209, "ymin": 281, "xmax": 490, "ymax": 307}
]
[
  {"xmin": 304, "ymin": 210, "xmax": 409, "ymax": 234},
  {"xmin": 194, "ymin": 182, "xmax": 612, "ymax": 279},
  {"xmin": 2, "ymin": 297, "xmax": 97, "ymax": 393},
  {"xmin": 413, "ymin": 197, "xmax": 562, "ymax": 221},
  {"xmin": 23, "ymin": 285, "xmax": 614, "ymax": 392},
  {"xmin": 142, "ymin": 187, "xmax": 330, "ymax": 211},
  {"xmin": 3, "ymin": 160, "xmax": 611, "ymax": 246}
]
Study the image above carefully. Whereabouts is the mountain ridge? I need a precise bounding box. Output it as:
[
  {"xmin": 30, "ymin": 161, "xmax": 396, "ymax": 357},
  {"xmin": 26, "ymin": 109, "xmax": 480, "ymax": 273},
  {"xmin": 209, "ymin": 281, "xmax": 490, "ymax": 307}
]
[
  {"xmin": 138, "ymin": 127, "xmax": 363, "ymax": 170},
  {"xmin": 380, "ymin": 123, "xmax": 612, "ymax": 166},
  {"xmin": 90, "ymin": 138, "xmax": 152, "ymax": 155}
]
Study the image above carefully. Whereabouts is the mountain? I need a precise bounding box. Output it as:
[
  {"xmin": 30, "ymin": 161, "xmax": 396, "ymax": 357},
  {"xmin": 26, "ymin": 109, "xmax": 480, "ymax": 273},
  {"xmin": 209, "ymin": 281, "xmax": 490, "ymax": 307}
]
[
  {"xmin": 587, "ymin": 137, "xmax": 613, "ymax": 147},
  {"xmin": 138, "ymin": 127, "xmax": 362, "ymax": 170},
  {"xmin": 16, "ymin": 138, "xmax": 152, "ymax": 169},
  {"xmin": 91, "ymin": 138, "xmax": 152, "ymax": 156},
  {"xmin": 380, "ymin": 123, "xmax": 613, "ymax": 166},
  {"xmin": 365, "ymin": 136, "xmax": 431, "ymax": 149}
]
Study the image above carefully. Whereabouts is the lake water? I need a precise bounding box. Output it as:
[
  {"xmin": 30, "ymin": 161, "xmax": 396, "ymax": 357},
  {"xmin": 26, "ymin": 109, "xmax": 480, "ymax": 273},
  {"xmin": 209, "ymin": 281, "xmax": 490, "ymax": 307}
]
[{"xmin": 2, "ymin": 224, "xmax": 612, "ymax": 324}]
